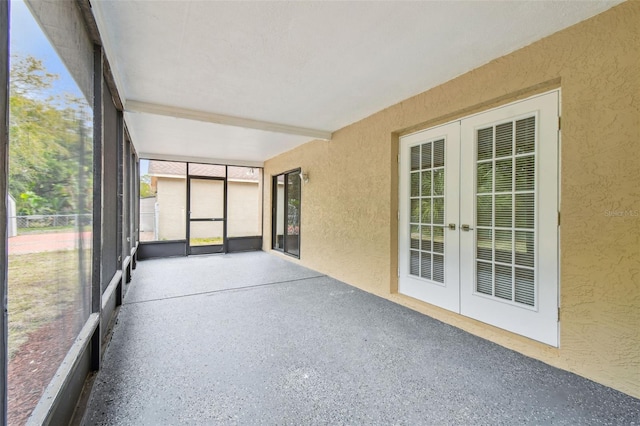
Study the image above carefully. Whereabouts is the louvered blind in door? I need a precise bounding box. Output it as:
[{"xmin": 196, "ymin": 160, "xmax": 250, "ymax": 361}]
[
  {"xmin": 399, "ymin": 121, "xmax": 460, "ymax": 313},
  {"xmin": 476, "ymin": 116, "xmax": 536, "ymax": 307},
  {"xmin": 402, "ymin": 90, "xmax": 558, "ymax": 345},
  {"xmin": 409, "ymin": 139, "xmax": 445, "ymax": 283}
]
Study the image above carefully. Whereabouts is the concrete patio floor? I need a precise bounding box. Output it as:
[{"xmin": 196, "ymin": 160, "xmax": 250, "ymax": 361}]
[{"xmin": 82, "ymin": 251, "xmax": 640, "ymax": 425}]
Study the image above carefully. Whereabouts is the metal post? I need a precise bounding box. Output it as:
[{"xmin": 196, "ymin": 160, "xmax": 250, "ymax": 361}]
[
  {"xmin": 1, "ymin": 1, "xmax": 10, "ymax": 422},
  {"xmin": 90, "ymin": 45, "xmax": 103, "ymax": 371},
  {"xmin": 116, "ymin": 110, "xmax": 123, "ymax": 305}
]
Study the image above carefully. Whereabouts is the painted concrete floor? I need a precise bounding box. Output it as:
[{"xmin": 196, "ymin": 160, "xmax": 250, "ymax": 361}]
[{"xmin": 83, "ymin": 252, "xmax": 640, "ymax": 425}]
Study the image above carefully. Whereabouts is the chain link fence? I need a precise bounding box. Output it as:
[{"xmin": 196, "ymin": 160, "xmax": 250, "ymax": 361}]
[{"xmin": 11, "ymin": 214, "xmax": 93, "ymax": 230}]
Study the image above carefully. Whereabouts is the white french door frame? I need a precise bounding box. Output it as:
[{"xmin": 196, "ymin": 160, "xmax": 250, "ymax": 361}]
[
  {"xmin": 398, "ymin": 122, "xmax": 460, "ymax": 313},
  {"xmin": 398, "ymin": 90, "xmax": 560, "ymax": 347},
  {"xmin": 460, "ymin": 91, "xmax": 559, "ymax": 346}
]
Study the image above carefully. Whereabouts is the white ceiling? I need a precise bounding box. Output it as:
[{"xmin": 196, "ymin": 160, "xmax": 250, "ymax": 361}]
[{"xmin": 92, "ymin": 0, "xmax": 623, "ymax": 165}]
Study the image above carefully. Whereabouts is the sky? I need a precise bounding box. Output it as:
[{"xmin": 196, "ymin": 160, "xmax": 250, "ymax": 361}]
[{"xmin": 10, "ymin": 0, "xmax": 85, "ymax": 101}]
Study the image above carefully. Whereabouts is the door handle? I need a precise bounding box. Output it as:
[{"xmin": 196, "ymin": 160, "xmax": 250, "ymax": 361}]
[
  {"xmin": 448, "ymin": 223, "xmax": 456, "ymax": 231},
  {"xmin": 461, "ymin": 224, "xmax": 473, "ymax": 232}
]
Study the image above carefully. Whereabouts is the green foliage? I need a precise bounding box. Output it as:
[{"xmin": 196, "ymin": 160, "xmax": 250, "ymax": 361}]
[
  {"xmin": 139, "ymin": 174, "xmax": 155, "ymax": 198},
  {"xmin": 9, "ymin": 54, "xmax": 93, "ymax": 215}
]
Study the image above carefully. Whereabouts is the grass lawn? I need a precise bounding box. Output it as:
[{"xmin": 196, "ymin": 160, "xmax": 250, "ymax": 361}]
[
  {"xmin": 18, "ymin": 225, "xmax": 92, "ymax": 235},
  {"xmin": 189, "ymin": 237, "xmax": 223, "ymax": 246},
  {"xmin": 7, "ymin": 250, "xmax": 90, "ymax": 359}
]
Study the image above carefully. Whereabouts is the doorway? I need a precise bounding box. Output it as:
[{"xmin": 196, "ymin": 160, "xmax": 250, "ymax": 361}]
[
  {"xmin": 272, "ymin": 169, "xmax": 301, "ymax": 258},
  {"xmin": 187, "ymin": 177, "xmax": 226, "ymax": 255}
]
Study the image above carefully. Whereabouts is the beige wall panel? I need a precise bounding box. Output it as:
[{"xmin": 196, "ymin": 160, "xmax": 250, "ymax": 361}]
[
  {"xmin": 263, "ymin": 2, "xmax": 640, "ymax": 398},
  {"xmin": 157, "ymin": 178, "xmax": 186, "ymax": 240},
  {"xmin": 228, "ymin": 181, "xmax": 261, "ymax": 237}
]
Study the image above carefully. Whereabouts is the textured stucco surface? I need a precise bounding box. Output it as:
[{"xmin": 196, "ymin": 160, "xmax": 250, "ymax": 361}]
[{"xmin": 263, "ymin": 2, "xmax": 640, "ymax": 398}]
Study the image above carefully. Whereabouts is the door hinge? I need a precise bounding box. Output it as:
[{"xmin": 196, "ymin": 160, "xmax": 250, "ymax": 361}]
[
  {"xmin": 557, "ymin": 307, "xmax": 561, "ymax": 322},
  {"xmin": 558, "ymin": 116, "xmax": 561, "ymax": 131},
  {"xmin": 397, "ymin": 210, "xmax": 400, "ymax": 221},
  {"xmin": 397, "ymin": 154, "xmax": 400, "ymax": 164},
  {"xmin": 398, "ymin": 267, "xmax": 400, "ymax": 278},
  {"xmin": 558, "ymin": 211, "xmax": 561, "ymax": 226}
]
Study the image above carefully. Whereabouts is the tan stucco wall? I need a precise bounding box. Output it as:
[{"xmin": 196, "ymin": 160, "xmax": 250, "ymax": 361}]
[{"xmin": 263, "ymin": 2, "xmax": 640, "ymax": 398}]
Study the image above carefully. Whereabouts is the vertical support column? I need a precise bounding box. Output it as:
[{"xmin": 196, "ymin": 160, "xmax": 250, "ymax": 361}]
[
  {"xmin": 223, "ymin": 167, "xmax": 228, "ymax": 253},
  {"xmin": 90, "ymin": 45, "xmax": 103, "ymax": 371},
  {"xmin": 0, "ymin": 1, "xmax": 10, "ymax": 424},
  {"xmin": 271, "ymin": 176, "xmax": 277, "ymax": 250},
  {"xmin": 116, "ymin": 111, "xmax": 123, "ymax": 305},
  {"xmin": 0, "ymin": 2, "xmax": 9, "ymax": 422},
  {"xmin": 132, "ymin": 156, "xmax": 139, "ymax": 269}
]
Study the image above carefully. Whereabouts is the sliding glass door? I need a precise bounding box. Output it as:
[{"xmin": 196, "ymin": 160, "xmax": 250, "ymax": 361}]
[{"xmin": 272, "ymin": 169, "xmax": 301, "ymax": 257}]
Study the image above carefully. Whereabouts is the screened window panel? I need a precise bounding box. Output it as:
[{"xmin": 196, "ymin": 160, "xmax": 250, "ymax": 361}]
[
  {"xmin": 475, "ymin": 116, "xmax": 536, "ymax": 307},
  {"xmin": 408, "ymin": 139, "xmax": 446, "ymax": 283},
  {"xmin": 8, "ymin": 2, "xmax": 94, "ymax": 420},
  {"xmin": 140, "ymin": 160, "xmax": 187, "ymax": 242}
]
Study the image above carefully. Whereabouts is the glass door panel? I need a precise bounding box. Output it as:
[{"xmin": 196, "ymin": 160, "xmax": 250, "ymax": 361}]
[
  {"xmin": 285, "ymin": 172, "xmax": 301, "ymax": 257},
  {"xmin": 399, "ymin": 121, "xmax": 460, "ymax": 312},
  {"xmin": 272, "ymin": 170, "xmax": 301, "ymax": 258},
  {"xmin": 460, "ymin": 91, "xmax": 559, "ymax": 346},
  {"xmin": 274, "ymin": 175, "xmax": 285, "ymax": 250}
]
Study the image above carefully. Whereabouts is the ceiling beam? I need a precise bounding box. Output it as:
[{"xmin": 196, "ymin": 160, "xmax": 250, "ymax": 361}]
[
  {"xmin": 138, "ymin": 152, "xmax": 264, "ymax": 168},
  {"xmin": 125, "ymin": 100, "xmax": 332, "ymax": 141}
]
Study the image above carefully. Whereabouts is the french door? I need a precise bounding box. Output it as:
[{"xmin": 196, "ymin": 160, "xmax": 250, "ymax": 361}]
[
  {"xmin": 398, "ymin": 122, "xmax": 460, "ymax": 312},
  {"xmin": 399, "ymin": 91, "xmax": 559, "ymax": 346}
]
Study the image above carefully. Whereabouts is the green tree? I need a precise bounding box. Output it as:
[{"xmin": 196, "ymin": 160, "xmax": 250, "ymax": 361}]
[
  {"xmin": 9, "ymin": 55, "xmax": 92, "ymax": 215},
  {"xmin": 139, "ymin": 174, "xmax": 155, "ymax": 198}
]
